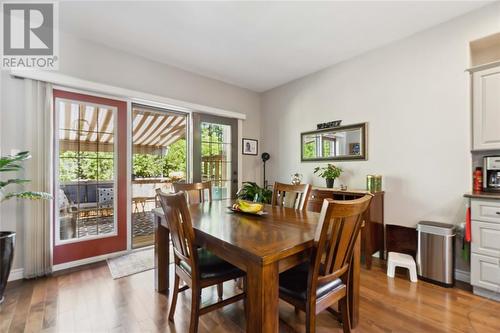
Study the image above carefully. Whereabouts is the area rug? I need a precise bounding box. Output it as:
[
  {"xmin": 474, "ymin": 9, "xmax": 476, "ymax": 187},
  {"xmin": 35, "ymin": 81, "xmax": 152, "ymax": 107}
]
[
  {"xmin": 107, "ymin": 248, "xmax": 154, "ymax": 279},
  {"xmin": 106, "ymin": 245, "xmax": 175, "ymax": 279}
]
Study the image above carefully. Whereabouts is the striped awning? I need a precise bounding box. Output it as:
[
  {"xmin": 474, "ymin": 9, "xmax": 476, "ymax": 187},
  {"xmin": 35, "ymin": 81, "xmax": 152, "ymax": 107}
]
[
  {"xmin": 132, "ymin": 106, "xmax": 186, "ymax": 153},
  {"xmin": 57, "ymin": 100, "xmax": 186, "ymax": 154}
]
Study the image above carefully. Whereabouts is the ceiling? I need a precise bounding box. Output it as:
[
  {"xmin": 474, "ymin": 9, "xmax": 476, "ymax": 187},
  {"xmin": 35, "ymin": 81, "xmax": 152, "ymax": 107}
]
[{"xmin": 60, "ymin": 1, "xmax": 491, "ymax": 92}]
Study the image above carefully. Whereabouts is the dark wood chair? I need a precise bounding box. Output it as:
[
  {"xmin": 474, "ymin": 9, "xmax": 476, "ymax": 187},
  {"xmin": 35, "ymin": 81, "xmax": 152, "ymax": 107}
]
[
  {"xmin": 156, "ymin": 190, "xmax": 245, "ymax": 333},
  {"xmin": 173, "ymin": 181, "xmax": 212, "ymax": 204},
  {"xmin": 278, "ymin": 195, "xmax": 373, "ymax": 333},
  {"xmin": 271, "ymin": 182, "xmax": 312, "ymax": 211},
  {"xmin": 171, "ymin": 181, "xmax": 228, "ymax": 298}
]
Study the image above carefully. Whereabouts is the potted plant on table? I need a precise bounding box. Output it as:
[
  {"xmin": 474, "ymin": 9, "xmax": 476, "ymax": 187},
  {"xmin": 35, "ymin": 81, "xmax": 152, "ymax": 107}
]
[
  {"xmin": 314, "ymin": 164, "xmax": 343, "ymax": 188},
  {"xmin": 236, "ymin": 182, "xmax": 272, "ymax": 204},
  {"xmin": 0, "ymin": 151, "xmax": 51, "ymax": 304}
]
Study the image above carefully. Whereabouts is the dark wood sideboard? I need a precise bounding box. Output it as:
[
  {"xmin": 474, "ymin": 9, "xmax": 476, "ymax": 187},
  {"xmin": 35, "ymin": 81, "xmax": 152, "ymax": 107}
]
[{"xmin": 307, "ymin": 187, "xmax": 385, "ymax": 269}]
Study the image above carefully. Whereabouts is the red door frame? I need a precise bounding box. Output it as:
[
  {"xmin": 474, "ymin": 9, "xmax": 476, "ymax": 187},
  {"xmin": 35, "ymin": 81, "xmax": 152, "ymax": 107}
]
[{"xmin": 53, "ymin": 89, "xmax": 128, "ymax": 265}]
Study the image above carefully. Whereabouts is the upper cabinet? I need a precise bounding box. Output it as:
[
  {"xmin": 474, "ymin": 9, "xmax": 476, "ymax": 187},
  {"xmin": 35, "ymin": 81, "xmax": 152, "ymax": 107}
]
[{"xmin": 472, "ymin": 65, "xmax": 500, "ymax": 151}]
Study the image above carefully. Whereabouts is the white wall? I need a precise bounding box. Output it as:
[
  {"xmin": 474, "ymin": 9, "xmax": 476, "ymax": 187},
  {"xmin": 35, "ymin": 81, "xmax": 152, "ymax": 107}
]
[
  {"xmin": 57, "ymin": 32, "xmax": 262, "ymax": 183},
  {"xmin": 0, "ymin": 32, "xmax": 262, "ymax": 271},
  {"xmin": 261, "ymin": 2, "xmax": 500, "ymax": 228}
]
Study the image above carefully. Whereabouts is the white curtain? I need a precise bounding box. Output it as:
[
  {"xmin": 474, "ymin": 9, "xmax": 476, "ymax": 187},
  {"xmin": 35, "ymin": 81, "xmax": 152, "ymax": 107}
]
[{"xmin": 23, "ymin": 79, "xmax": 53, "ymax": 278}]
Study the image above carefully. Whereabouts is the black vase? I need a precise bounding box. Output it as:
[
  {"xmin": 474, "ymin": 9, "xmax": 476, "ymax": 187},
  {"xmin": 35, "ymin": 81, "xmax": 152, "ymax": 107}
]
[
  {"xmin": 0, "ymin": 231, "xmax": 16, "ymax": 304},
  {"xmin": 326, "ymin": 178, "xmax": 335, "ymax": 188}
]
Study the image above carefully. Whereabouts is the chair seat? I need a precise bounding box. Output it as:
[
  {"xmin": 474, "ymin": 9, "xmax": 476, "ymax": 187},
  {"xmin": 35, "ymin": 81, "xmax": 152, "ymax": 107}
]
[
  {"xmin": 180, "ymin": 248, "xmax": 244, "ymax": 280},
  {"xmin": 279, "ymin": 262, "xmax": 344, "ymax": 301}
]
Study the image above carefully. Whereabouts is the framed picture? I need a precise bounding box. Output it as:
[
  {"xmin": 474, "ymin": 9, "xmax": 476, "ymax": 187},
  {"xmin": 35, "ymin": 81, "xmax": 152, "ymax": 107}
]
[{"xmin": 242, "ymin": 138, "xmax": 258, "ymax": 155}]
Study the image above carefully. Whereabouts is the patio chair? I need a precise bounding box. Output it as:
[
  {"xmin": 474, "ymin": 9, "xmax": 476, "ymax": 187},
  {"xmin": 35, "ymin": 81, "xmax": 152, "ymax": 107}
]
[{"xmin": 58, "ymin": 189, "xmax": 77, "ymax": 240}]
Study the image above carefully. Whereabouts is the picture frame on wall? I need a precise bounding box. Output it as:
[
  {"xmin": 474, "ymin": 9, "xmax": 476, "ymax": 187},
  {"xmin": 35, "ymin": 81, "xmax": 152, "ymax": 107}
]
[{"xmin": 242, "ymin": 138, "xmax": 258, "ymax": 155}]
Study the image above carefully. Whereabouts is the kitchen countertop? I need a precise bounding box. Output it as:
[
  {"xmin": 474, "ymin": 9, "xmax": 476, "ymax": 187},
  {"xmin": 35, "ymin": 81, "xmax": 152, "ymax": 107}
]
[{"xmin": 464, "ymin": 191, "xmax": 500, "ymax": 200}]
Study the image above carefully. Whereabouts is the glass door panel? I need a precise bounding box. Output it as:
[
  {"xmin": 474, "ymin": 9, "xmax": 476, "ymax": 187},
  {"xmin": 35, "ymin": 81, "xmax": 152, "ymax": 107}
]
[
  {"xmin": 57, "ymin": 100, "xmax": 116, "ymax": 242},
  {"xmin": 53, "ymin": 89, "xmax": 127, "ymax": 265},
  {"xmin": 201, "ymin": 122, "xmax": 232, "ymax": 199},
  {"xmin": 131, "ymin": 104, "xmax": 187, "ymax": 248},
  {"xmin": 193, "ymin": 113, "xmax": 238, "ymax": 199}
]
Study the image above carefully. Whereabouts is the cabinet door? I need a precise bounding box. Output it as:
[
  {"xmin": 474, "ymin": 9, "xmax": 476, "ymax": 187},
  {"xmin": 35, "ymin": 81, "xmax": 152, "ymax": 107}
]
[
  {"xmin": 471, "ymin": 220, "xmax": 500, "ymax": 258},
  {"xmin": 473, "ymin": 66, "xmax": 500, "ymax": 150},
  {"xmin": 471, "ymin": 199, "xmax": 500, "ymax": 224},
  {"xmin": 471, "ymin": 253, "xmax": 500, "ymax": 292}
]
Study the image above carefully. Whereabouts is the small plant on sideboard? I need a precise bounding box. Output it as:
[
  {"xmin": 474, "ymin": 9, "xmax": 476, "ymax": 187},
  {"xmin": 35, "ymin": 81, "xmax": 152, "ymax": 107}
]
[{"xmin": 313, "ymin": 164, "xmax": 343, "ymax": 188}]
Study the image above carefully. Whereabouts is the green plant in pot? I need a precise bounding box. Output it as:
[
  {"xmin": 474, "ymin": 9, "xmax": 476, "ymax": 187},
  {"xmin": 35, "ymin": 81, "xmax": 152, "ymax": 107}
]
[
  {"xmin": 236, "ymin": 182, "xmax": 272, "ymax": 204},
  {"xmin": 314, "ymin": 164, "xmax": 343, "ymax": 188},
  {"xmin": 0, "ymin": 151, "xmax": 51, "ymax": 304}
]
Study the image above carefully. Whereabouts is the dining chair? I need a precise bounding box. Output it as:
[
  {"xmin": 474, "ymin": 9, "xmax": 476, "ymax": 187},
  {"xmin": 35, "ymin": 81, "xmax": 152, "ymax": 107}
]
[
  {"xmin": 171, "ymin": 181, "xmax": 228, "ymax": 298},
  {"xmin": 271, "ymin": 182, "xmax": 312, "ymax": 211},
  {"xmin": 173, "ymin": 181, "xmax": 212, "ymax": 204},
  {"xmin": 156, "ymin": 190, "xmax": 245, "ymax": 333},
  {"xmin": 278, "ymin": 194, "xmax": 373, "ymax": 333}
]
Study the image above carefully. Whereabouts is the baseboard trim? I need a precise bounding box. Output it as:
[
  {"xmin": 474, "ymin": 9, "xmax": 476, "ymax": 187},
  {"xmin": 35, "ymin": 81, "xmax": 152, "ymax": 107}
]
[
  {"xmin": 9, "ymin": 249, "xmax": 145, "ymax": 279},
  {"xmin": 52, "ymin": 250, "xmax": 128, "ymax": 272},
  {"xmin": 455, "ymin": 269, "xmax": 470, "ymax": 283},
  {"xmin": 7, "ymin": 268, "xmax": 24, "ymax": 282},
  {"xmin": 473, "ymin": 286, "xmax": 500, "ymax": 302}
]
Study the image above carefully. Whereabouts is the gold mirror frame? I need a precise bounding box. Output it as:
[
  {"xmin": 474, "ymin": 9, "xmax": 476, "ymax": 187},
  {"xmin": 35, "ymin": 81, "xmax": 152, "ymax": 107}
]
[{"xmin": 301, "ymin": 123, "xmax": 367, "ymax": 161}]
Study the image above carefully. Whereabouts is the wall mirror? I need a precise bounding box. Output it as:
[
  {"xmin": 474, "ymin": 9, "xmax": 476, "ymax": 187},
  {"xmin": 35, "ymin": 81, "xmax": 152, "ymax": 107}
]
[{"xmin": 301, "ymin": 123, "xmax": 367, "ymax": 161}]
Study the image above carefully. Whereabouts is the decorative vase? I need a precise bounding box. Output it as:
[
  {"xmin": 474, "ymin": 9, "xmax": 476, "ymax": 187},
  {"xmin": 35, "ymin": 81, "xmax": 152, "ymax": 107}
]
[
  {"xmin": 0, "ymin": 231, "xmax": 15, "ymax": 304},
  {"xmin": 291, "ymin": 173, "xmax": 303, "ymax": 185},
  {"xmin": 326, "ymin": 178, "xmax": 335, "ymax": 188}
]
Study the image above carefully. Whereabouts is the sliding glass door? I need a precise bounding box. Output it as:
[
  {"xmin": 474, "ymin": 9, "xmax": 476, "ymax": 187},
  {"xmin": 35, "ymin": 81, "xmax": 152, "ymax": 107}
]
[
  {"xmin": 53, "ymin": 89, "xmax": 128, "ymax": 264},
  {"xmin": 193, "ymin": 113, "xmax": 238, "ymax": 199},
  {"xmin": 131, "ymin": 104, "xmax": 187, "ymax": 248},
  {"xmin": 54, "ymin": 92, "xmax": 236, "ymax": 263}
]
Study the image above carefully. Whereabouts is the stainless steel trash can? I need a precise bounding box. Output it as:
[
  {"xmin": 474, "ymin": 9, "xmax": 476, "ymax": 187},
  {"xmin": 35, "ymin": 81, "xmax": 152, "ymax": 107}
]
[{"xmin": 416, "ymin": 221, "xmax": 455, "ymax": 287}]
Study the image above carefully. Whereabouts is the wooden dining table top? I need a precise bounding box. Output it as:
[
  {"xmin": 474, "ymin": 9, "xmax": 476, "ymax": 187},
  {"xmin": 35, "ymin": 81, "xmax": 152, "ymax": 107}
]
[{"xmin": 152, "ymin": 199, "xmax": 318, "ymax": 265}]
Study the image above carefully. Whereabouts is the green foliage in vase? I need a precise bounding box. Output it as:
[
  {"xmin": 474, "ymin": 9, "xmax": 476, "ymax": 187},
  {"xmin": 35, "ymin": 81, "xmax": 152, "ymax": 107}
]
[
  {"xmin": 236, "ymin": 182, "xmax": 272, "ymax": 204},
  {"xmin": 313, "ymin": 164, "xmax": 343, "ymax": 180},
  {"xmin": 0, "ymin": 151, "xmax": 52, "ymax": 203}
]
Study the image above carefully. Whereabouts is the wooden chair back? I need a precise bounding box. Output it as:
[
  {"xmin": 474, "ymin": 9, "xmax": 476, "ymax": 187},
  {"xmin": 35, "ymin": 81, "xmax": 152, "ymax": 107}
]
[
  {"xmin": 173, "ymin": 181, "xmax": 212, "ymax": 204},
  {"xmin": 311, "ymin": 195, "xmax": 373, "ymax": 288},
  {"xmin": 156, "ymin": 190, "xmax": 198, "ymax": 274},
  {"xmin": 271, "ymin": 182, "xmax": 312, "ymax": 211}
]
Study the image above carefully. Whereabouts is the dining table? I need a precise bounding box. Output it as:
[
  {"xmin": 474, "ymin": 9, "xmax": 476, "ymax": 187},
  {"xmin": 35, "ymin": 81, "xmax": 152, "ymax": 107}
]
[{"xmin": 153, "ymin": 199, "xmax": 361, "ymax": 333}]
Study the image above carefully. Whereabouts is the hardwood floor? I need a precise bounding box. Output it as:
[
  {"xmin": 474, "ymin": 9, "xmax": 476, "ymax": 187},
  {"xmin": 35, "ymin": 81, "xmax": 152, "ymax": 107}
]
[{"xmin": 1, "ymin": 259, "xmax": 500, "ymax": 333}]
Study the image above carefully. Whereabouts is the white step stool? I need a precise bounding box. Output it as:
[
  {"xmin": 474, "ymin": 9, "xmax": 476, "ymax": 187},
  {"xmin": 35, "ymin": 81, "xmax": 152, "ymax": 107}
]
[{"xmin": 387, "ymin": 252, "xmax": 418, "ymax": 282}]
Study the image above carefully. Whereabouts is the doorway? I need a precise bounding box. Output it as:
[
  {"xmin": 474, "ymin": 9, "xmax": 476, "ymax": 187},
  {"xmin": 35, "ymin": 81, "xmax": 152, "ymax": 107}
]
[
  {"xmin": 53, "ymin": 89, "xmax": 128, "ymax": 265},
  {"xmin": 192, "ymin": 113, "xmax": 238, "ymax": 199},
  {"xmin": 131, "ymin": 104, "xmax": 188, "ymax": 248}
]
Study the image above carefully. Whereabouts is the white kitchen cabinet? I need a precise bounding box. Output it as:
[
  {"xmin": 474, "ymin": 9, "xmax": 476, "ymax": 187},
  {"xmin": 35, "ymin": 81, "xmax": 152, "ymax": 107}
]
[
  {"xmin": 471, "ymin": 198, "xmax": 500, "ymax": 223},
  {"xmin": 472, "ymin": 65, "xmax": 500, "ymax": 151},
  {"xmin": 471, "ymin": 221, "xmax": 500, "ymax": 258},
  {"xmin": 470, "ymin": 198, "xmax": 500, "ymax": 300},
  {"xmin": 471, "ymin": 253, "xmax": 500, "ymax": 293}
]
